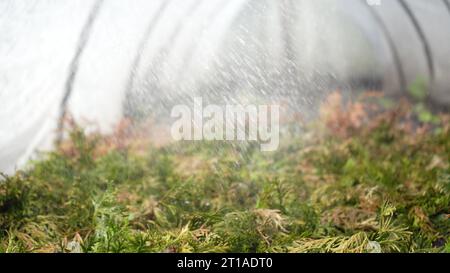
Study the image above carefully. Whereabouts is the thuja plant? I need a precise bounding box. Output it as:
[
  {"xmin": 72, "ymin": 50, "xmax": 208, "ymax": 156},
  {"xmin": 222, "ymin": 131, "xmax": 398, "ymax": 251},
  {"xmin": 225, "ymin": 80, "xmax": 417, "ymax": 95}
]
[{"xmin": 0, "ymin": 93, "xmax": 449, "ymax": 253}]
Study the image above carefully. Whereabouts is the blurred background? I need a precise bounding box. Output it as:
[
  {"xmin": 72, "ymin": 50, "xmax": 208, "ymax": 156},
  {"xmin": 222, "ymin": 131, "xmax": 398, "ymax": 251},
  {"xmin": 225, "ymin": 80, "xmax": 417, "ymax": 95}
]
[{"xmin": 1, "ymin": 0, "xmax": 449, "ymax": 174}]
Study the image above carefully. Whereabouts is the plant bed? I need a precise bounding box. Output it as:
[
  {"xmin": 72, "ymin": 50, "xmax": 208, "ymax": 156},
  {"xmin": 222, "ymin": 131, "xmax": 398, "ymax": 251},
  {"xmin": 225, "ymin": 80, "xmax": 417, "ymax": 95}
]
[{"xmin": 1, "ymin": 93, "xmax": 449, "ymax": 253}]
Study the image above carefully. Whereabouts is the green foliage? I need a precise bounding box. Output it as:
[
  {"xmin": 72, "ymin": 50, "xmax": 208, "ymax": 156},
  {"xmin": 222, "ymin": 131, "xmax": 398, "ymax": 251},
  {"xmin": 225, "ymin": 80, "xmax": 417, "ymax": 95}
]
[
  {"xmin": 408, "ymin": 77, "xmax": 428, "ymax": 102},
  {"xmin": 407, "ymin": 77, "xmax": 440, "ymax": 124},
  {"xmin": 0, "ymin": 100, "xmax": 449, "ymax": 253}
]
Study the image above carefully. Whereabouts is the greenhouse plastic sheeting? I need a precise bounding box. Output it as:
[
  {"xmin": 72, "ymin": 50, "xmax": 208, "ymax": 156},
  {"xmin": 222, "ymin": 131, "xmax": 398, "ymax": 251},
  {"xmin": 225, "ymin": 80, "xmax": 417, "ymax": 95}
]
[{"xmin": 1, "ymin": 0, "xmax": 449, "ymax": 173}]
